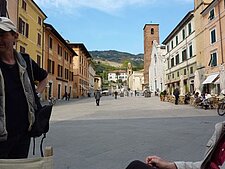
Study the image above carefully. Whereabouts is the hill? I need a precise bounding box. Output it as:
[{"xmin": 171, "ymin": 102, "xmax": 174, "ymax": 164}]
[{"xmin": 89, "ymin": 50, "xmax": 144, "ymax": 68}]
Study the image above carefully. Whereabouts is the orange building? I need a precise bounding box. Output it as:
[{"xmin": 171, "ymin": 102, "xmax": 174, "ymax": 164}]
[
  {"xmin": 200, "ymin": 0, "xmax": 225, "ymax": 94},
  {"xmin": 44, "ymin": 23, "xmax": 77, "ymax": 100},
  {"xmin": 69, "ymin": 43, "xmax": 92, "ymax": 98}
]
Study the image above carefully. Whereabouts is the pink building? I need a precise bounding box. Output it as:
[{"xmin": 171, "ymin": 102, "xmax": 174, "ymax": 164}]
[{"xmin": 201, "ymin": 0, "xmax": 225, "ymax": 94}]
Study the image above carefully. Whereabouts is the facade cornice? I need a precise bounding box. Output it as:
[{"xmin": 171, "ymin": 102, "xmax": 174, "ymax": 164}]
[{"xmin": 162, "ymin": 10, "xmax": 194, "ymax": 44}]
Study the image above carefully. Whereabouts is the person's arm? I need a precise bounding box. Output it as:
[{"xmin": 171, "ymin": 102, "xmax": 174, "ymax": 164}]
[
  {"xmin": 146, "ymin": 156, "xmax": 201, "ymax": 169},
  {"xmin": 146, "ymin": 156, "xmax": 177, "ymax": 169},
  {"xmin": 36, "ymin": 76, "xmax": 48, "ymax": 94}
]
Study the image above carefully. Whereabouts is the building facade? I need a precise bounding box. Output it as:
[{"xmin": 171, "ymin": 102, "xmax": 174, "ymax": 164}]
[
  {"xmin": 143, "ymin": 24, "xmax": 159, "ymax": 87},
  {"xmin": 108, "ymin": 70, "xmax": 128, "ymax": 82},
  {"xmin": 44, "ymin": 23, "xmax": 76, "ymax": 100},
  {"xmin": 149, "ymin": 40, "xmax": 166, "ymax": 93},
  {"xmin": 200, "ymin": 0, "xmax": 225, "ymax": 94},
  {"xmin": 17, "ymin": 0, "xmax": 47, "ymax": 67},
  {"xmin": 128, "ymin": 70, "xmax": 144, "ymax": 92},
  {"xmin": 69, "ymin": 43, "xmax": 91, "ymax": 98},
  {"xmin": 163, "ymin": 11, "xmax": 197, "ymax": 95}
]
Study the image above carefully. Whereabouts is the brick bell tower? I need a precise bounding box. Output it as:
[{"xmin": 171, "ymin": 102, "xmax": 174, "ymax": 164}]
[{"xmin": 143, "ymin": 24, "xmax": 159, "ymax": 87}]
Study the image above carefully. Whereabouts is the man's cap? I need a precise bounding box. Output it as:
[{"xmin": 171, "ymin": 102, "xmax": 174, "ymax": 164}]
[{"xmin": 0, "ymin": 17, "xmax": 17, "ymax": 32}]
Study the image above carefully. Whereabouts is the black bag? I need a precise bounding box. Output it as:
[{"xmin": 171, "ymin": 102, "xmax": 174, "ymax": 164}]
[
  {"xmin": 21, "ymin": 53, "xmax": 52, "ymax": 156},
  {"xmin": 29, "ymin": 105, "xmax": 53, "ymax": 137}
]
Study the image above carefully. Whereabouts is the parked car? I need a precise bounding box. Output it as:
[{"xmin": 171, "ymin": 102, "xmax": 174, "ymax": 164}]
[{"xmin": 102, "ymin": 90, "xmax": 109, "ymax": 96}]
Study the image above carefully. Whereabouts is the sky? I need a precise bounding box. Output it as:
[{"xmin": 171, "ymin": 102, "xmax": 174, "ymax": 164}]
[{"xmin": 34, "ymin": 0, "xmax": 194, "ymax": 55}]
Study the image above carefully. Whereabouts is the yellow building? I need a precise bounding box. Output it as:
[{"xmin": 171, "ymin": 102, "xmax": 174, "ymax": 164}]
[
  {"xmin": 16, "ymin": 0, "xmax": 47, "ymax": 67},
  {"xmin": 69, "ymin": 43, "xmax": 92, "ymax": 98}
]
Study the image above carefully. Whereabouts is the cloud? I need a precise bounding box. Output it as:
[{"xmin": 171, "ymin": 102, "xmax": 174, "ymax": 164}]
[{"xmin": 34, "ymin": 0, "xmax": 192, "ymax": 15}]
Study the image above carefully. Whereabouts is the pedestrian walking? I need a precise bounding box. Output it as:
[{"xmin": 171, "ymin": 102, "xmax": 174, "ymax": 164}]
[
  {"xmin": 173, "ymin": 88, "xmax": 180, "ymax": 105},
  {"xmin": 0, "ymin": 17, "xmax": 48, "ymax": 159},
  {"xmin": 114, "ymin": 91, "xmax": 118, "ymax": 99},
  {"xmin": 67, "ymin": 93, "xmax": 70, "ymax": 101},
  {"xmin": 62, "ymin": 92, "xmax": 68, "ymax": 100},
  {"xmin": 94, "ymin": 90, "xmax": 101, "ymax": 106}
]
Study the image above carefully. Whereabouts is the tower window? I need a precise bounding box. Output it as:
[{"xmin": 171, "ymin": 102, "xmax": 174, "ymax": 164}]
[{"xmin": 151, "ymin": 28, "xmax": 154, "ymax": 34}]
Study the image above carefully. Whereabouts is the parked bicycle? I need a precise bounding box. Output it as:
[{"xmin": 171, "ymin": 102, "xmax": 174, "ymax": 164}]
[
  {"xmin": 217, "ymin": 94, "xmax": 225, "ymax": 116},
  {"xmin": 48, "ymin": 96, "xmax": 57, "ymax": 105}
]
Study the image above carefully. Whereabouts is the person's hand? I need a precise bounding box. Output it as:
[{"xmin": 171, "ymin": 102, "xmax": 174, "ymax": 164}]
[{"xmin": 145, "ymin": 155, "xmax": 177, "ymax": 169}]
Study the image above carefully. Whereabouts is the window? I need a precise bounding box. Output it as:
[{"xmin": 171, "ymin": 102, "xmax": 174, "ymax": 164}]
[
  {"xmin": 209, "ymin": 8, "xmax": 215, "ymax": 20},
  {"xmin": 151, "ymin": 28, "xmax": 154, "ymax": 34},
  {"xmin": 69, "ymin": 56, "xmax": 72, "ymax": 64},
  {"xmin": 176, "ymin": 36, "xmax": 178, "ymax": 46},
  {"xmin": 65, "ymin": 68, "xmax": 69, "ymax": 80},
  {"xmin": 182, "ymin": 49, "xmax": 187, "ymax": 61},
  {"xmin": 177, "ymin": 71, "xmax": 179, "ymax": 77},
  {"xmin": 167, "ymin": 45, "xmax": 169, "ymax": 52},
  {"xmin": 189, "ymin": 45, "xmax": 193, "ymax": 58},
  {"xmin": 37, "ymin": 33, "xmax": 41, "ymax": 46},
  {"xmin": 172, "ymin": 73, "xmax": 174, "ymax": 79},
  {"xmin": 175, "ymin": 54, "xmax": 179, "ymax": 65},
  {"xmin": 38, "ymin": 16, "xmax": 42, "ymax": 25},
  {"xmin": 47, "ymin": 59, "xmax": 55, "ymax": 74},
  {"xmin": 0, "ymin": 0, "xmax": 7, "ymax": 16},
  {"xmin": 209, "ymin": 52, "xmax": 217, "ymax": 67},
  {"xmin": 65, "ymin": 51, "xmax": 69, "ymax": 61},
  {"xmin": 184, "ymin": 69, "xmax": 187, "ymax": 75},
  {"xmin": 182, "ymin": 29, "xmax": 186, "ymax": 40},
  {"xmin": 171, "ymin": 58, "xmax": 174, "ymax": 67},
  {"xmin": 167, "ymin": 58, "xmax": 170, "ymax": 69},
  {"xmin": 171, "ymin": 41, "xmax": 174, "ymax": 49},
  {"xmin": 57, "ymin": 64, "xmax": 63, "ymax": 77},
  {"xmin": 22, "ymin": 0, "xmax": 27, "ymax": 10},
  {"xmin": 188, "ymin": 23, "xmax": 192, "ymax": 35},
  {"xmin": 57, "ymin": 44, "xmax": 62, "ymax": 56},
  {"xmin": 37, "ymin": 55, "xmax": 41, "ymax": 66},
  {"xmin": 154, "ymin": 54, "xmax": 157, "ymax": 64},
  {"xmin": 20, "ymin": 46, "xmax": 25, "ymax": 53},
  {"xmin": 18, "ymin": 17, "xmax": 29, "ymax": 37},
  {"xmin": 49, "ymin": 37, "xmax": 53, "ymax": 49},
  {"xmin": 190, "ymin": 67, "xmax": 193, "ymax": 74},
  {"xmin": 210, "ymin": 29, "xmax": 216, "ymax": 44}
]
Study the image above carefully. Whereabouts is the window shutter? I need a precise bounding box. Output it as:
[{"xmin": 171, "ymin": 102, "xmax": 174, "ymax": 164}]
[{"xmin": 25, "ymin": 23, "xmax": 29, "ymax": 37}]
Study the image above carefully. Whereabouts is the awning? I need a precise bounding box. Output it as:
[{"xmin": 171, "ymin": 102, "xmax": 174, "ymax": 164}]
[
  {"xmin": 202, "ymin": 73, "xmax": 219, "ymax": 84},
  {"xmin": 214, "ymin": 78, "xmax": 220, "ymax": 84}
]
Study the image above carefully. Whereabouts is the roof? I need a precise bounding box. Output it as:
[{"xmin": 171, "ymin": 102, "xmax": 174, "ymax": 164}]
[
  {"xmin": 68, "ymin": 43, "xmax": 92, "ymax": 58},
  {"xmin": 109, "ymin": 70, "xmax": 127, "ymax": 73},
  {"xmin": 44, "ymin": 23, "xmax": 77, "ymax": 56},
  {"xmin": 162, "ymin": 10, "xmax": 194, "ymax": 44},
  {"xmin": 31, "ymin": 0, "xmax": 47, "ymax": 18},
  {"xmin": 143, "ymin": 23, "xmax": 159, "ymax": 30}
]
